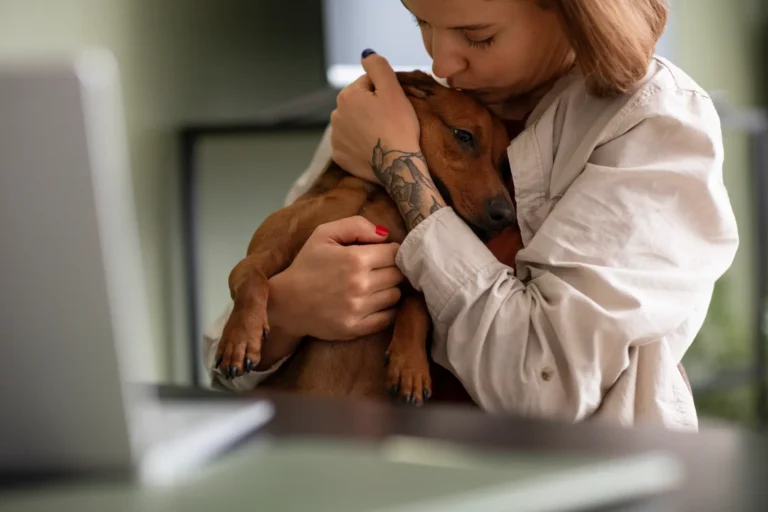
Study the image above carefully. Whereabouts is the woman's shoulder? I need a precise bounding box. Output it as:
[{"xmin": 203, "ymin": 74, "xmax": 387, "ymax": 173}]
[
  {"xmin": 524, "ymin": 56, "xmax": 723, "ymax": 178},
  {"xmin": 609, "ymin": 57, "xmax": 720, "ymax": 139},
  {"xmin": 545, "ymin": 56, "xmax": 721, "ymax": 145}
]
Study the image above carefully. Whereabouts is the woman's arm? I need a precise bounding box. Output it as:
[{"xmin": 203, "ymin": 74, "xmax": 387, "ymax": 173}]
[
  {"xmin": 329, "ymin": 51, "xmax": 448, "ymax": 231},
  {"xmin": 205, "ymin": 123, "xmax": 404, "ymax": 390},
  {"xmin": 368, "ymin": 141, "xmax": 446, "ymax": 230},
  {"xmin": 395, "ymin": 91, "xmax": 738, "ymax": 420}
]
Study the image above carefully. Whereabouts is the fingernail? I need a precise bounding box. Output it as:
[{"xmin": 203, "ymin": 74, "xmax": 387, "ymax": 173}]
[
  {"xmin": 215, "ymin": 355, "xmax": 223, "ymax": 369},
  {"xmin": 375, "ymin": 225, "xmax": 389, "ymax": 237},
  {"xmin": 362, "ymin": 48, "xmax": 376, "ymax": 59}
]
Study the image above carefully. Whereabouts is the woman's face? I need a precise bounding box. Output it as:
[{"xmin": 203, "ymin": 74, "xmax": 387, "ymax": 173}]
[{"xmin": 402, "ymin": 0, "xmax": 573, "ymax": 104}]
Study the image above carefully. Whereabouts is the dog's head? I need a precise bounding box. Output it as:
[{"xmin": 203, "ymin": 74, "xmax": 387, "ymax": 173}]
[{"xmin": 397, "ymin": 71, "xmax": 515, "ymax": 242}]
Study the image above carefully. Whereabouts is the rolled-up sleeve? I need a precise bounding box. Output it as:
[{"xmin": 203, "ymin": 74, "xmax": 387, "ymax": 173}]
[{"xmin": 396, "ymin": 89, "xmax": 739, "ymax": 421}]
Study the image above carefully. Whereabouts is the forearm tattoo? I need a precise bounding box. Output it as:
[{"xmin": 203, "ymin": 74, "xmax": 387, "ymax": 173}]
[{"xmin": 371, "ymin": 140, "xmax": 446, "ymax": 230}]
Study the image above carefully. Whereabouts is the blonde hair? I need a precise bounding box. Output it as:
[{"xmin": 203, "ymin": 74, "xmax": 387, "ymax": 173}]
[{"xmin": 543, "ymin": 0, "xmax": 668, "ymax": 97}]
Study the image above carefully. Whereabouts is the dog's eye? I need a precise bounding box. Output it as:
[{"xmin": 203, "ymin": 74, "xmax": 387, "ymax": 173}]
[{"xmin": 453, "ymin": 128, "xmax": 474, "ymax": 147}]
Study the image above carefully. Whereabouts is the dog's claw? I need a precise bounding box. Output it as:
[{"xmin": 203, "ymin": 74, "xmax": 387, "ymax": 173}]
[
  {"xmin": 386, "ymin": 348, "xmax": 432, "ymax": 406},
  {"xmin": 215, "ymin": 355, "xmax": 223, "ymax": 369},
  {"xmin": 262, "ymin": 328, "xmax": 269, "ymax": 344},
  {"xmin": 384, "ymin": 354, "xmax": 390, "ymax": 367},
  {"xmin": 245, "ymin": 358, "xmax": 253, "ymax": 373}
]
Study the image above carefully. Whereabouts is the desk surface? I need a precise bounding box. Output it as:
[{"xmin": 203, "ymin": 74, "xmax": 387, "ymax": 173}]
[{"xmin": 2, "ymin": 385, "xmax": 767, "ymax": 512}]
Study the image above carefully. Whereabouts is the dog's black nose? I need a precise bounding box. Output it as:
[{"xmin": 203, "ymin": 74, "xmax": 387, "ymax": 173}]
[{"xmin": 484, "ymin": 197, "xmax": 516, "ymax": 231}]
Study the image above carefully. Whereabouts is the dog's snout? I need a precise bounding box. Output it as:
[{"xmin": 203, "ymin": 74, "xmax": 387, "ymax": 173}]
[{"xmin": 484, "ymin": 197, "xmax": 516, "ymax": 231}]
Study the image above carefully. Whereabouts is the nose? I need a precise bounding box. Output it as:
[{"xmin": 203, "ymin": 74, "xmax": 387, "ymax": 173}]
[
  {"xmin": 430, "ymin": 32, "xmax": 467, "ymax": 80},
  {"xmin": 483, "ymin": 197, "xmax": 517, "ymax": 231}
]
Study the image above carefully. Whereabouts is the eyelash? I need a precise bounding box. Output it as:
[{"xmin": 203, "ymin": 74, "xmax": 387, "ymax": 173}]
[
  {"xmin": 464, "ymin": 35, "xmax": 495, "ymax": 49},
  {"xmin": 412, "ymin": 16, "xmax": 496, "ymax": 50}
]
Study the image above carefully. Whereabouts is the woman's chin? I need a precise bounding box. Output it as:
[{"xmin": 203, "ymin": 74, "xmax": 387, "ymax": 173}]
[{"xmin": 459, "ymin": 87, "xmax": 517, "ymax": 105}]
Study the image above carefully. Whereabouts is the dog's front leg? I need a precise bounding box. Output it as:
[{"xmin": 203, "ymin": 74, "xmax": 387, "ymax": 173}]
[
  {"xmin": 385, "ymin": 286, "xmax": 433, "ymax": 405},
  {"xmin": 215, "ymin": 186, "xmax": 366, "ymax": 379}
]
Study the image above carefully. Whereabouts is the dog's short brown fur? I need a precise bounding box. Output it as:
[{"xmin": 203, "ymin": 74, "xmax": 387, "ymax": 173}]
[{"xmin": 215, "ymin": 71, "xmax": 521, "ymax": 406}]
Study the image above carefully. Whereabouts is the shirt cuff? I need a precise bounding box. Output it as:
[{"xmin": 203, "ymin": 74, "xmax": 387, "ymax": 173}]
[
  {"xmin": 203, "ymin": 301, "xmax": 288, "ymax": 393},
  {"xmin": 206, "ymin": 338, "xmax": 288, "ymax": 393},
  {"xmin": 395, "ymin": 207, "xmax": 501, "ymax": 316}
]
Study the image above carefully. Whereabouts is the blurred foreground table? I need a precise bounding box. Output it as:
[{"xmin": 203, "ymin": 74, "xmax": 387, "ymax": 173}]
[{"xmin": 1, "ymin": 385, "xmax": 766, "ymax": 511}]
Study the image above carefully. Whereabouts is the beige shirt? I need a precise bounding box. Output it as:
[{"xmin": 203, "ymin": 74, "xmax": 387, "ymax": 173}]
[{"xmin": 203, "ymin": 57, "xmax": 739, "ymax": 431}]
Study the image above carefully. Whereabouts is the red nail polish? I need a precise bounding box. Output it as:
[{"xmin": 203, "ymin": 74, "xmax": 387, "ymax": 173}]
[{"xmin": 375, "ymin": 225, "xmax": 389, "ymax": 237}]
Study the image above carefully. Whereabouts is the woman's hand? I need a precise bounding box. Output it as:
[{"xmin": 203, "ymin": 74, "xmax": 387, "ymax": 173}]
[
  {"xmin": 268, "ymin": 216, "xmax": 405, "ymax": 341},
  {"xmin": 330, "ymin": 50, "xmax": 422, "ymax": 183},
  {"xmin": 331, "ymin": 50, "xmax": 448, "ymax": 231}
]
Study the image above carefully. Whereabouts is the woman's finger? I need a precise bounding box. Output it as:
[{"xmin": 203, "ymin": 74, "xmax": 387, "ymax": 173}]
[
  {"xmin": 360, "ymin": 51, "xmax": 400, "ymax": 96},
  {"xmin": 351, "ymin": 242, "xmax": 401, "ymax": 270},
  {"xmin": 362, "ymin": 287, "xmax": 402, "ymax": 317},
  {"xmin": 368, "ymin": 266, "xmax": 405, "ymax": 293},
  {"xmin": 355, "ymin": 308, "xmax": 398, "ymax": 338},
  {"xmin": 347, "ymin": 72, "xmax": 374, "ymax": 93}
]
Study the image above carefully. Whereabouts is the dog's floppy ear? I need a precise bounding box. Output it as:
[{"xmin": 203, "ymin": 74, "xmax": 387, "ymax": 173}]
[{"xmin": 397, "ymin": 70, "xmax": 438, "ymax": 100}]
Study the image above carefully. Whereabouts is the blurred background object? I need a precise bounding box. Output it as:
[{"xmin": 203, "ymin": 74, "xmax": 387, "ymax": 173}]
[{"xmin": 0, "ymin": 0, "xmax": 766, "ymax": 429}]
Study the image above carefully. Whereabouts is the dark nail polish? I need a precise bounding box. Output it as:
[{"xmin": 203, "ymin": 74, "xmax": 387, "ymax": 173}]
[
  {"xmin": 362, "ymin": 48, "xmax": 376, "ymax": 59},
  {"xmin": 215, "ymin": 355, "xmax": 223, "ymax": 369},
  {"xmin": 245, "ymin": 359, "xmax": 252, "ymax": 373}
]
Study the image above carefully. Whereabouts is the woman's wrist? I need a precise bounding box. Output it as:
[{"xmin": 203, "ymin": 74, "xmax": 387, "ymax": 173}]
[{"xmin": 372, "ymin": 139, "xmax": 447, "ymax": 231}]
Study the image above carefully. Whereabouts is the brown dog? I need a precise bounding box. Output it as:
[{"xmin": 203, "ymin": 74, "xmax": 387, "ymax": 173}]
[{"xmin": 214, "ymin": 71, "xmax": 521, "ymax": 406}]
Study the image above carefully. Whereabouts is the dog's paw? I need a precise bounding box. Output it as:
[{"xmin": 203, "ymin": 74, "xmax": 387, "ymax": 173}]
[
  {"xmin": 215, "ymin": 297, "xmax": 269, "ymax": 380},
  {"xmin": 385, "ymin": 348, "xmax": 432, "ymax": 406}
]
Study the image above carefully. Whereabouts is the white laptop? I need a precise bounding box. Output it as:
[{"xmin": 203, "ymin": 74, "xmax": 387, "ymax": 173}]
[{"xmin": 0, "ymin": 48, "xmax": 274, "ymax": 485}]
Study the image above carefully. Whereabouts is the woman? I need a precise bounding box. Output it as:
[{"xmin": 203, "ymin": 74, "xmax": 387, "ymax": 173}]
[{"xmin": 204, "ymin": 0, "xmax": 738, "ymax": 431}]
